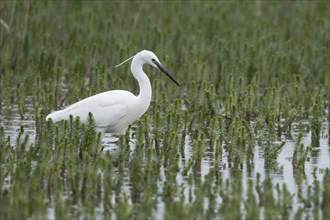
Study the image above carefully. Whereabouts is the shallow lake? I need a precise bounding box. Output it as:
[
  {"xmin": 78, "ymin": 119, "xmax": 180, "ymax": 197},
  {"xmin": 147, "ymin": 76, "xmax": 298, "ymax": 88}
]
[{"xmin": 1, "ymin": 100, "xmax": 329, "ymax": 219}]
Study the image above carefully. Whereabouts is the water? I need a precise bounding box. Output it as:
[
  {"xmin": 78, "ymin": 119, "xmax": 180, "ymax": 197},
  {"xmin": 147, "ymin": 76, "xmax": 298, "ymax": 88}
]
[
  {"xmin": 1, "ymin": 103, "xmax": 36, "ymax": 146},
  {"xmin": 0, "ymin": 103, "xmax": 329, "ymax": 219}
]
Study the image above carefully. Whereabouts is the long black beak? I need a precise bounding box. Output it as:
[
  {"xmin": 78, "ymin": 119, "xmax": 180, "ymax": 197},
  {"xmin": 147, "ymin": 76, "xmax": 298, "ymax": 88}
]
[{"xmin": 154, "ymin": 61, "xmax": 180, "ymax": 87}]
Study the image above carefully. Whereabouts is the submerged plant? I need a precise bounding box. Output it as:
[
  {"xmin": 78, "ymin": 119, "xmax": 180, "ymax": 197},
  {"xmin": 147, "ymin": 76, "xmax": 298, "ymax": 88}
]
[
  {"xmin": 311, "ymin": 104, "xmax": 322, "ymax": 148},
  {"xmin": 292, "ymin": 132, "xmax": 310, "ymax": 172}
]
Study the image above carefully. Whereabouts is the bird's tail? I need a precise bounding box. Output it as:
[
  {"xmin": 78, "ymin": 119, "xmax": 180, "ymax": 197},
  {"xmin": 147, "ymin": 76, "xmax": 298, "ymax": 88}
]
[{"xmin": 46, "ymin": 110, "xmax": 64, "ymax": 123}]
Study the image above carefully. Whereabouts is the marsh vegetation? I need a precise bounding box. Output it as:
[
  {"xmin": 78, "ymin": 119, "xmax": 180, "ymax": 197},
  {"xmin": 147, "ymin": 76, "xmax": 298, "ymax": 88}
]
[{"xmin": 1, "ymin": 1, "xmax": 329, "ymax": 219}]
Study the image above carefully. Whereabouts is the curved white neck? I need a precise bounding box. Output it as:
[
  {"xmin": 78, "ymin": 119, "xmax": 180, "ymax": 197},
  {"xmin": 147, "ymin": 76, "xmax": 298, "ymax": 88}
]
[{"xmin": 131, "ymin": 58, "xmax": 152, "ymax": 105}]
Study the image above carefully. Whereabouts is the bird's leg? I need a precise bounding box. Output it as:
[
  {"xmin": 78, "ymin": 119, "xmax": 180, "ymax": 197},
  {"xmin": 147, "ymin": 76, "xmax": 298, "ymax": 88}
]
[
  {"xmin": 101, "ymin": 134, "xmax": 122, "ymax": 157},
  {"xmin": 109, "ymin": 134, "xmax": 121, "ymax": 144},
  {"xmin": 101, "ymin": 133, "xmax": 121, "ymax": 147}
]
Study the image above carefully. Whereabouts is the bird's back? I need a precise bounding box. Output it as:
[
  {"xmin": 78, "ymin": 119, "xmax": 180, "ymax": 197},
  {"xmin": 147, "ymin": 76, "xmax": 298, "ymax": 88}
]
[{"xmin": 46, "ymin": 90, "xmax": 137, "ymax": 127}]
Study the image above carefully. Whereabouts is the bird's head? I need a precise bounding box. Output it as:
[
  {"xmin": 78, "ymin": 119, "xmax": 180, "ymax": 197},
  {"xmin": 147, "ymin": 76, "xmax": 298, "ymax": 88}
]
[
  {"xmin": 115, "ymin": 50, "xmax": 180, "ymax": 87},
  {"xmin": 138, "ymin": 50, "xmax": 160, "ymax": 68},
  {"xmin": 138, "ymin": 50, "xmax": 180, "ymax": 87}
]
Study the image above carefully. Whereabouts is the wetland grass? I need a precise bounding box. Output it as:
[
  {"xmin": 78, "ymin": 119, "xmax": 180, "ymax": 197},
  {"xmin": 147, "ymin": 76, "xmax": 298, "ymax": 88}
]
[{"xmin": 1, "ymin": 1, "xmax": 329, "ymax": 219}]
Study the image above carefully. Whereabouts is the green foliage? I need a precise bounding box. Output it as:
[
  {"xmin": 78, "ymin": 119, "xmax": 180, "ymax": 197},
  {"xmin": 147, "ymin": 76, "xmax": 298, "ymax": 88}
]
[{"xmin": 0, "ymin": 1, "xmax": 329, "ymax": 219}]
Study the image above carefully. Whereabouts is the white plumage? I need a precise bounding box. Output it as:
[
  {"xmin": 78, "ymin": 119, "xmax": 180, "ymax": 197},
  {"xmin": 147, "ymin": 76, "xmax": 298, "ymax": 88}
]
[{"xmin": 46, "ymin": 50, "xmax": 180, "ymax": 135}]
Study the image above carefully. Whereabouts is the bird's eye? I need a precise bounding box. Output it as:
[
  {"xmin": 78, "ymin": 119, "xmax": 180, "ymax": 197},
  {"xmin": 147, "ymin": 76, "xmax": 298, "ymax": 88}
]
[{"xmin": 151, "ymin": 58, "xmax": 156, "ymax": 62}]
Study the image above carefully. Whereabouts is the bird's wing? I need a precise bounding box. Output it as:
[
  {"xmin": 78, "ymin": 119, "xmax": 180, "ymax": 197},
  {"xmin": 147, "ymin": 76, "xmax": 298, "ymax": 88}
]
[
  {"xmin": 54, "ymin": 101, "xmax": 129, "ymax": 127},
  {"xmin": 91, "ymin": 103, "xmax": 128, "ymax": 128},
  {"xmin": 46, "ymin": 90, "xmax": 136, "ymax": 130},
  {"xmin": 46, "ymin": 90, "xmax": 135, "ymax": 128}
]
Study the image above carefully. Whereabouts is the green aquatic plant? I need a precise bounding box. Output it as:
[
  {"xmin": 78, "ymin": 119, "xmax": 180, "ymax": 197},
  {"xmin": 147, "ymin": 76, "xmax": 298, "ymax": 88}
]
[
  {"xmin": 0, "ymin": 1, "xmax": 329, "ymax": 219},
  {"xmin": 321, "ymin": 169, "xmax": 330, "ymax": 220},
  {"xmin": 263, "ymin": 140, "xmax": 285, "ymax": 169},
  {"xmin": 244, "ymin": 179, "xmax": 259, "ymax": 219},
  {"xmin": 311, "ymin": 103, "xmax": 322, "ymax": 148},
  {"xmin": 292, "ymin": 132, "xmax": 310, "ymax": 172}
]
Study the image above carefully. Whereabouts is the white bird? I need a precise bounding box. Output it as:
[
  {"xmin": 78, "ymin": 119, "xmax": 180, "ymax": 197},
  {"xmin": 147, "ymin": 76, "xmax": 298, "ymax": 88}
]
[{"xmin": 46, "ymin": 50, "xmax": 180, "ymax": 135}]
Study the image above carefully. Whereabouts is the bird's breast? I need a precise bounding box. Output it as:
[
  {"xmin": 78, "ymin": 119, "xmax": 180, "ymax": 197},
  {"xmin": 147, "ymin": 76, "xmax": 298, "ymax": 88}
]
[{"xmin": 102, "ymin": 98, "xmax": 150, "ymax": 134}]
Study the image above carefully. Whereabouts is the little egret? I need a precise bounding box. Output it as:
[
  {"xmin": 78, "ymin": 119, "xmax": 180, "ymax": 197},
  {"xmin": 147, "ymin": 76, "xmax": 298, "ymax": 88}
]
[{"xmin": 46, "ymin": 50, "xmax": 180, "ymax": 135}]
